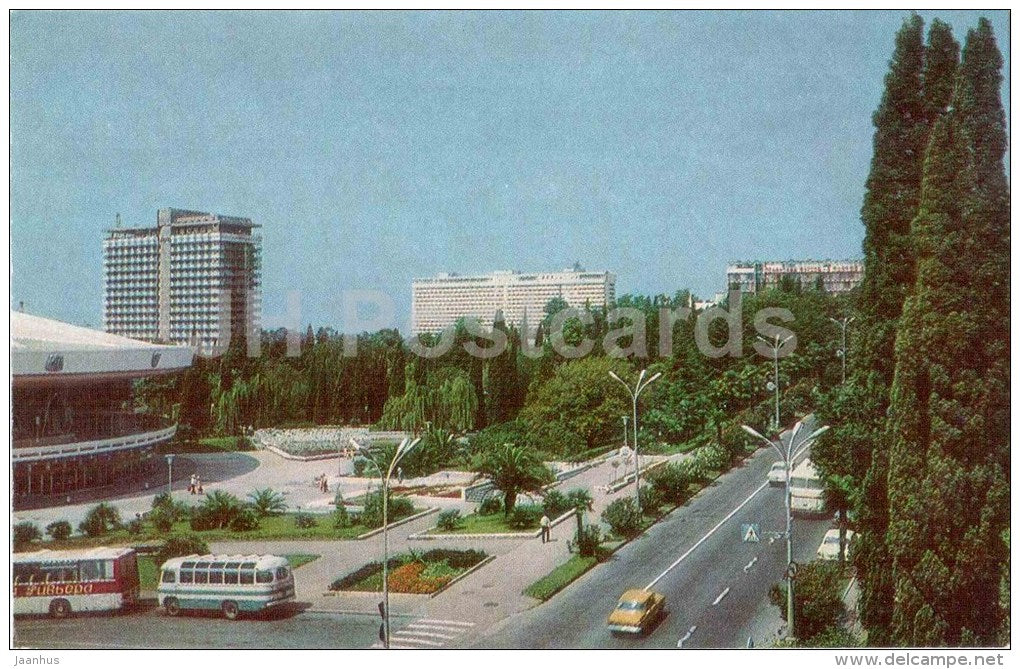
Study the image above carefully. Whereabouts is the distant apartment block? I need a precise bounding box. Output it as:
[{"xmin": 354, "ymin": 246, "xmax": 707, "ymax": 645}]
[
  {"xmin": 412, "ymin": 268, "xmax": 616, "ymax": 334},
  {"xmin": 103, "ymin": 208, "xmax": 261, "ymax": 347},
  {"xmin": 726, "ymin": 260, "xmax": 863, "ymax": 295}
]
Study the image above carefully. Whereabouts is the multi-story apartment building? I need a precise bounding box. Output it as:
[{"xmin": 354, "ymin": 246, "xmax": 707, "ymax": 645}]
[
  {"xmin": 104, "ymin": 208, "xmax": 261, "ymax": 347},
  {"xmin": 726, "ymin": 260, "xmax": 864, "ymax": 295},
  {"xmin": 412, "ymin": 268, "xmax": 616, "ymax": 334}
]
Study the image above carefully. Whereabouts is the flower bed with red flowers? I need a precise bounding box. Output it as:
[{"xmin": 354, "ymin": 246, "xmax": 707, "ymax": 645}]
[{"xmin": 329, "ymin": 549, "xmax": 487, "ymax": 594}]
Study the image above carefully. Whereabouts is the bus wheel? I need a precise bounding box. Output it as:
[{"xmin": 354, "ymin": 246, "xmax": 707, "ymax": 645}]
[
  {"xmin": 221, "ymin": 601, "xmax": 239, "ymax": 620},
  {"xmin": 164, "ymin": 597, "xmax": 181, "ymax": 617},
  {"xmin": 49, "ymin": 599, "xmax": 71, "ymax": 619}
]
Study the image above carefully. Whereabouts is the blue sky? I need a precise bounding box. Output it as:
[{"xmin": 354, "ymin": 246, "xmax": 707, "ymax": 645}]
[{"xmin": 10, "ymin": 10, "xmax": 1009, "ymax": 332}]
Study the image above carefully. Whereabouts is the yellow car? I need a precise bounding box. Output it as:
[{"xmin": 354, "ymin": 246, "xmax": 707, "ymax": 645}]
[{"xmin": 608, "ymin": 589, "xmax": 666, "ymax": 634}]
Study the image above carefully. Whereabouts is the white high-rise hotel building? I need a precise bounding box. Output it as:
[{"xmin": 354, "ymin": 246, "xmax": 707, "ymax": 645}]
[
  {"xmin": 412, "ymin": 268, "xmax": 616, "ymax": 334},
  {"xmin": 103, "ymin": 208, "xmax": 261, "ymax": 347}
]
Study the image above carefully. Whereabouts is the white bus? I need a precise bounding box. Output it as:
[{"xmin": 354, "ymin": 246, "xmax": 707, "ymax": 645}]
[
  {"xmin": 789, "ymin": 458, "xmax": 828, "ymax": 517},
  {"xmin": 158, "ymin": 554, "xmax": 295, "ymax": 620},
  {"xmin": 13, "ymin": 547, "xmax": 139, "ymax": 618}
]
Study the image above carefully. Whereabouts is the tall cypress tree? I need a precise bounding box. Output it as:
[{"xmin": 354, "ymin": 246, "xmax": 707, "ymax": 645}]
[
  {"xmin": 827, "ymin": 15, "xmax": 959, "ymax": 642},
  {"xmin": 884, "ymin": 18, "xmax": 1009, "ymax": 646}
]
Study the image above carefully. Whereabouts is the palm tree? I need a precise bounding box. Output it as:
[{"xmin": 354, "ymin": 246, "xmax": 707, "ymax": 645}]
[
  {"xmin": 823, "ymin": 474, "xmax": 856, "ymax": 566},
  {"xmin": 475, "ymin": 442, "xmax": 554, "ymax": 515},
  {"xmin": 199, "ymin": 490, "xmax": 243, "ymax": 529},
  {"xmin": 247, "ymin": 488, "xmax": 288, "ymax": 517}
]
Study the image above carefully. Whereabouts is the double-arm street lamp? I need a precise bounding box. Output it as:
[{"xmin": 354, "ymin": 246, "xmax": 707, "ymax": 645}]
[
  {"xmin": 829, "ymin": 316, "xmax": 855, "ymax": 384},
  {"xmin": 741, "ymin": 419, "xmax": 829, "ymax": 640},
  {"xmin": 609, "ymin": 369, "xmax": 662, "ymax": 510},
  {"xmin": 353, "ymin": 436, "xmax": 422, "ymax": 649},
  {"xmin": 165, "ymin": 454, "xmax": 175, "ymax": 497},
  {"xmin": 758, "ymin": 334, "xmax": 794, "ymax": 433}
]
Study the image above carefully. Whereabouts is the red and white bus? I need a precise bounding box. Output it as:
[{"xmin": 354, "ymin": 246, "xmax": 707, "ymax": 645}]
[{"xmin": 13, "ymin": 547, "xmax": 140, "ymax": 617}]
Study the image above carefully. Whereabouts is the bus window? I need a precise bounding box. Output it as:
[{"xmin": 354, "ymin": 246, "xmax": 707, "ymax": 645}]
[
  {"xmin": 181, "ymin": 561, "xmax": 196, "ymax": 569},
  {"xmin": 210, "ymin": 562, "xmax": 225, "ymax": 570},
  {"xmin": 194, "ymin": 570, "xmax": 209, "ymax": 584},
  {"xmin": 209, "ymin": 570, "xmax": 223, "ymax": 584},
  {"xmin": 276, "ymin": 567, "xmax": 290, "ymax": 580},
  {"xmin": 239, "ymin": 570, "xmax": 254, "ymax": 585},
  {"xmin": 161, "ymin": 570, "xmax": 176, "ymax": 584},
  {"xmin": 80, "ymin": 560, "xmax": 101, "ymax": 581},
  {"xmin": 256, "ymin": 570, "xmax": 273, "ymax": 584},
  {"xmin": 180, "ymin": 570, "xmax": 194, "ymax": 584},
  {"xmin": 241, "ymin": 562, "xmax": 255, "ymax": 570},
  {"xmin": 224, "ymin": 570, "xmax": 238, "ymax": 585}
]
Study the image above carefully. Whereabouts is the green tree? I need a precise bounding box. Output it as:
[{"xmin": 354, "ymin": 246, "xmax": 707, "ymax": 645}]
[
  {"xmin": 78, "ymin": 503, "xmax": 122, "ymax": 537},
  {"xmin": 473, "ymin": 442, "xmax": 554, "ymax": 515},
  {"xmin": 883, "ymin": 18, "xmax": 1008, "ymax": 646},
  {"xmin": 769, "ymin": 561, "xmax": 845, "ymax": 643},
  {"xmin": 519, "ymin": 357, "xmax": 631, "ymax": 456}
]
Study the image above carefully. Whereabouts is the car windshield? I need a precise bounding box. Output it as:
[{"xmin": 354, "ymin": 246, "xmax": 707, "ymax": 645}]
[
  {"xmin": 617, "ymin": 600, "xmax": 645, "ymax": 611},
  {"xmin": 825, "ymin": 535, "xmax": 841, "ymax": 544}
]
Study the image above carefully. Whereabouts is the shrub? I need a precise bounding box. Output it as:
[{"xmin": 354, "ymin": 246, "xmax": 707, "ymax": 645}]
[
  {"xmin": 768, "ymin": 561, "xmax": 845, "ymax": 641},
  {"xmin": 649, "ymin": 462, "xmax": 692, "ymax": 505},
  {"xmin": 639, "ymin": 485, "xmax": 663, "ymax": 516},
  {"xmin": 230, "ymin": 507, "xmax": 261, "ymax": 532},
  {"xmin": 45, "ymin": 520, "xmax": 73, "ymax": 541},
  {"xmin": 247, "ymin": 488, "xmax": 287, "ymax": 517},
  {"xmin": 353, "ymin": 459, "xmax": 370, "ymax": 477},
  {"xmin": 574, "ymin": 524, "xmax": 602, "ymax": 558},
  {"xmin": 507, "ymin": 503, "xmax": 543, "ymax": 530},
  {"xmin": 196, "ymin": 491, "xmax": 243, "ymax": 529},
  {"xmin": 294, "ymin": 512, "xmax": 318, "ymax": 529},
  {"xmin": 436, "ymin": 509, "xmax": 464, "ymax": 532},
  {"xmin": 152, "ymin": 492, "xmax": 172, "ymax": 510},
  {"xmin": 361, "ymin": 490, "xmax": 414, "ymax": 528},
  {"xmin": 422, "ymin": 548, "xmax": 486, "ymax": 568},
  {"xmin": 602, "ymin": 498, "xmax": 643, "ymax": 539},
  {"xmin": 189, "ymin": 508, "xmax": 217, "ymax": 532},
  {"xmin": 155, "ymin": 534, "xmax": 209, "ymax": 566},
  {"xmin": 478, "ymin": 495, "xmax": 503, "ymax": 516},
  {"xmin": 149, "ymin": 506, "xmax": 175, "ymax": 534},
  {"xmin": 14, "ymin": 521, "xmax": 41, "ymax": 548},
  {"xmin": 542, "ymin": 490, "xmax": 570, "ymax": 518},
  {"xmin": 127, "ymin": 516, "xmax": 145, "ymax": 535},
  {"xmin": 333, "ymin": 506, "xmax": 351, "ymax": 529},
  {"xmin": 78, "ymin": 503, "xmax": 122, "ymax": 537}
]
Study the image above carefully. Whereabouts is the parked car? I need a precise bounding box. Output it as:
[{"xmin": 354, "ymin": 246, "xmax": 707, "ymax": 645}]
[
  {"xmin": 816, "ymin": 528, "xmax": 856, "ymax": 561},
  {"xmin": 608, "ymin": 589, "xmax": 666, "ymax": 635},
  {"xmin": 768, "ymin": 461, "xmax": 788, "ymax": 486}
]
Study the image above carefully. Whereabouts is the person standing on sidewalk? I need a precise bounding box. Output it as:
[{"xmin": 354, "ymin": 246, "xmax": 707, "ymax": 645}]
[{"xmin": 540, "ymin": 514, "xmax": 551, "ymax": 543}]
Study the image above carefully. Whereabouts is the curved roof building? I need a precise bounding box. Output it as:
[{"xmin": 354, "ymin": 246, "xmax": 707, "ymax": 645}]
[{"xmin": 12, "ymin": 311, "xmax": 194, "ymax": 505}]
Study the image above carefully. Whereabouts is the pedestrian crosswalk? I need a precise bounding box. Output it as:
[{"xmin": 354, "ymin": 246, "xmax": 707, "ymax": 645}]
[{"xmin": 371, "ymin": 618, "xmax": 475, "ymax": 649}]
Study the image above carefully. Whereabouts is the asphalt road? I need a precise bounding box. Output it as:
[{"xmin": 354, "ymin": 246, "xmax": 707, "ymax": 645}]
[
  {"xmin": 13, "ymin": 602, "xmax": 396, "ymax": 649},
  {"xmin": 470, "ymin": 442, "xmax": 833, "ymax": 649}
]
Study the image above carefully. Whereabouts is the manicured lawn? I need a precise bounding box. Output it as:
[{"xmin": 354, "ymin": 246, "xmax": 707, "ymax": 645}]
[
  {"xmin": 285, "ymin": 553, "xmax": 321, "ymax": 569},
  {"xmin": 138, "ymin": 555, "xmax": 159, "ymax": 590},
  {"xmin": 32, "ymin": 509, "xmax": 421, "ymax": 551},
  {"xmin": 428, "ymin": 512, "xmax": 537, "ymax": 535},
  {"xmin": 524, "ymin": 554, "xmax": 598, "ymax": 601}
]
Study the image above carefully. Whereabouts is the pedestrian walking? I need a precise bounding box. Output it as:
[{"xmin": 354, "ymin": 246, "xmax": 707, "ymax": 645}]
[
  {"xmin": 196, "ymin": 476, "xmax": 203, "ymax": 495},
  {"xmin": 189, "ymin": 474, "xmax": 197, "ymax": 495},
  {"xmin": 540, "ymin": 514, "xmax": 551, "ymax": 543}
]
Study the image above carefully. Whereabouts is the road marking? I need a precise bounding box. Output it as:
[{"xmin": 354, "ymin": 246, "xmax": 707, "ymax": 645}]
[
  {"xmin": 712, "ymin": 587, "xmax": 730, "ymax": 606},
  {"xmin": 390, "ymin": 636, "xmax": 444, "ymax": 647},
  {"xmin": 743, "ymin": 557, "xmax": 758, "ymax": 573},
  {"xmin": 417, "ymin": 618, "xmax": 474, "ymax": 627},
  {"xmin": 398, "ymin": 629, "xmax": 457, "ymax": 640},
  {"xmin": 646, "ymin": 480, "xmax": 770, "ymax": 589},
  {"xmin": 677, "ymin": 625, "xmax": 697, "ymax": 648}
]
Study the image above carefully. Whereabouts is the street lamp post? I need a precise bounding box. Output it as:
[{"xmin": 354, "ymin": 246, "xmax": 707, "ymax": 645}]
[
  {"xmin": 165, "ymin": 454, "xmax": 174, "ymax": 497},
  {"xmin": 741, "ymin": 419, "xmax": 830, "ymax": 640},
  {"xmin": 829, "ymin": 316, "xmax": 855, "ymax": 384},
  {"xmin": 354, "ymin": 436, "xmax": 422, "ymax": 649},
  {"xmin": 622, "ymin": 415, "xmax": 628, "ymax": 450},
  {"xmin": 609, "ymin": 369, "xmax": 662, "ymax": 510},
  {"xmin": 758, "ymin": 334, "xmax": 793, "ymax": 433}
]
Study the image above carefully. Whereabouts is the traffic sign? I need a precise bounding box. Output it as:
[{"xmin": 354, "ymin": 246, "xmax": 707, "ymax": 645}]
[
  {"xmin": 787, "ymin": 561, "xmax": 799, "ymax": 579},
  {"xmin": 741, "ymin": 523, "xmax": 761, "ymax": 543}
]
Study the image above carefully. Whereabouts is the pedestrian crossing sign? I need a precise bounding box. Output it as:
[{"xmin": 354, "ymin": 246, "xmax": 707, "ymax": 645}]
[{"xmin": 741, "ymin": 523, "xmax": 761, "ymax": 543}]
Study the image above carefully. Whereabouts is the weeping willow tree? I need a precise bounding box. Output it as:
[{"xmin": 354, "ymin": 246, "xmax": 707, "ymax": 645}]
[{"xmin": 378, "ymin": 363, "xmax": 479, "ymax": 433}]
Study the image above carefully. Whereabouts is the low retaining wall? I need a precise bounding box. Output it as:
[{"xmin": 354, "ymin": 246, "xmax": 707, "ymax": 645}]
[
  {"xmin": 356, "ymin": 507, "xmax": 439, "ymax": 539},
  {"xmin": 406, "ymin": 508, "xmax": 575, "ymax": 541}
]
